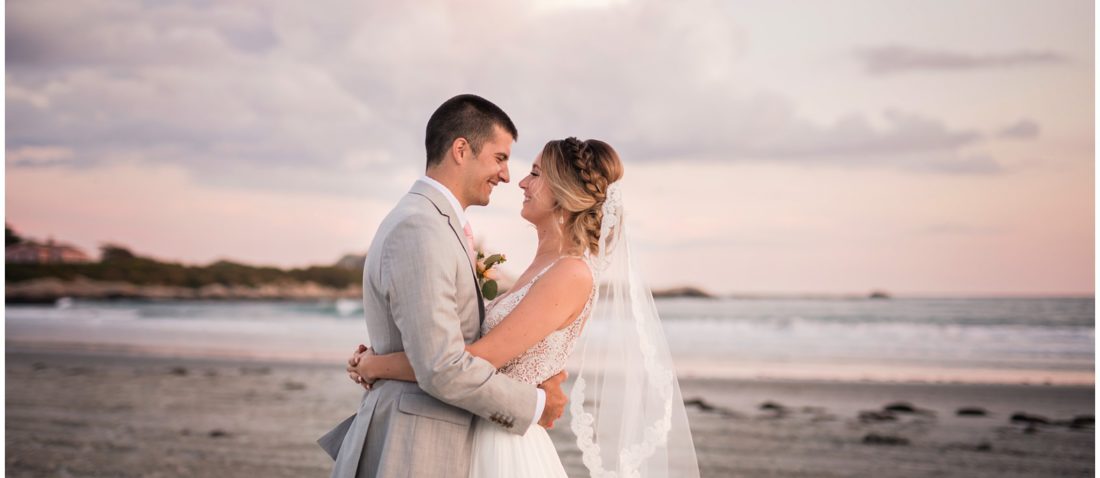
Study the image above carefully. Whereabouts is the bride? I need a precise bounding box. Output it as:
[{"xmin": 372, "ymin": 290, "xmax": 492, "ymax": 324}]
[{"xmin": 348, "ymin": 137, "xmax": 699, "ymax": 478}]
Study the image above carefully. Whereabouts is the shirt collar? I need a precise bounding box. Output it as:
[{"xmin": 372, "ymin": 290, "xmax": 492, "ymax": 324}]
[{"xmin": 417, "ymin": 175, "xmax": 468, "ymax": 227}]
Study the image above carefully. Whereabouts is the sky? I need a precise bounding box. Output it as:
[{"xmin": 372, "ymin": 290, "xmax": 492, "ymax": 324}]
[{"xmin": 5, "ymin": 0, "xmax": 1094, "ymax": 296}]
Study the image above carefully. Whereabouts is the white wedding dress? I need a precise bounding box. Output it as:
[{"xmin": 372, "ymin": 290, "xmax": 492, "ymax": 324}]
[{"xmin": 468, "ymin": 255, "xmax": 596, "ymax": 478}]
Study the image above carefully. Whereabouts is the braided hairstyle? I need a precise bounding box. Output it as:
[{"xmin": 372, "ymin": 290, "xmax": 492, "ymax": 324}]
[{"xmin": 540, "ymin": 137, "xmax": 624, "ymax": 256}]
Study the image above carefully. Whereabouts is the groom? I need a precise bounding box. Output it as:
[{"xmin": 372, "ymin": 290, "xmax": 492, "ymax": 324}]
[{"xmin": 317, "ymin": 94, "xmax": 568, "ymax": 478}]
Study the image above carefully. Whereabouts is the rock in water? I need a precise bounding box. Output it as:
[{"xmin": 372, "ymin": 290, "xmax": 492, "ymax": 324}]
[
  {"xmin": 957, "ymin": 407, "xmax": 988, "ymax": 417},
  {"xmin": 684, "ymin": 397, "xmax": 716, "ymax": 411},
  {"xmin": 1070, "ymin": 415, "xmax": 1094, "ymax": 429},
  {"xmin": 883, "ymin": 401, "xmax": 936, "ymax": 416},
  {"xmin": 884, "ymin": 402, "xmax": 916, "ymax": 413},
  {"xmin": 950, "ymin": 441, "xmax": 993, "ymax": 452},
  {"xmin": 759, "ymin": 401, "xmax": 786, "ymax": 411},
  {"xmin": 862, "ymin": 433, "xmax": 909, "ymax": 446},
  {"xmin": 1010, "ymin": 412, "xmax": 1051, "ymax": 425}
]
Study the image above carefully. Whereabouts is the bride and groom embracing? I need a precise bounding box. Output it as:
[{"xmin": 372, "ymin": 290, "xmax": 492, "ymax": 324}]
[{"xmin": 318, "ymin": 94, "xmax": 699, "ymax": 478}]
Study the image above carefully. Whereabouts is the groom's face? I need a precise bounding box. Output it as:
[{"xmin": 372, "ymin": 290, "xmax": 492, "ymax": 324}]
[{"xmin": 463, "ymin": 124, "xmax": 512, "ymax": 207}]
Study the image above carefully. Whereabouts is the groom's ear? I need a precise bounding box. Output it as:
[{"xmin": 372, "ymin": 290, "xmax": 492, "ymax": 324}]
[{"xmin": 449, "ymin": 137, "xmax": 472, "ymax": 166}]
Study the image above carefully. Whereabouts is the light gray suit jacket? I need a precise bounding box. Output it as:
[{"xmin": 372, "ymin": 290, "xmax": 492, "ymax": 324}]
[{"xmin": 318, "ymin": 180, "xmax": 538, "ymax": 478}]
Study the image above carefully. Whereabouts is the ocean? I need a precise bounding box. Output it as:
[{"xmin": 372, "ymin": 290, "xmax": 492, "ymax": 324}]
[{"xmin": 6, "ymin": 296, "xmax": 1093, "ymax": 385}]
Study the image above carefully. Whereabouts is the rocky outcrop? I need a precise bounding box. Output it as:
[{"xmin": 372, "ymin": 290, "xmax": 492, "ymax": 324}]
[
  {"xmin": 5, "ymin": 276, "xmax": 360, "ymax": 302},
  {"xmin": 651, "ymin": 286, "xmax": 714, "ymax": 299}
]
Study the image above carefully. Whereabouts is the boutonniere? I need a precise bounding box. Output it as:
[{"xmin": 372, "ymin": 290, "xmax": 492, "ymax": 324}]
[{"xmin": 475, "ymin": 251, "xmax": 506, "ymax": 300}]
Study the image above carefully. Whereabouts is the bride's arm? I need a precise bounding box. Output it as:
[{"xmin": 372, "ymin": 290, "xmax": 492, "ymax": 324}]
[
  {"xmin": 356, "ymin": 258, "xmax": 592, "ymax": 381},
  {"xmin": 353, "ymin": 347, "xmax": 417, "ymax": 383}
]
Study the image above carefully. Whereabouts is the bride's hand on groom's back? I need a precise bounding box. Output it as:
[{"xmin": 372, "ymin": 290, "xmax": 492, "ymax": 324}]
[
  {"xmin": 346, "ymin": 344, "xmax": 374, "ymax": 391},
  {"xmin": 537, "ymin": 370, "xmax": 568, "ymax": 429}
]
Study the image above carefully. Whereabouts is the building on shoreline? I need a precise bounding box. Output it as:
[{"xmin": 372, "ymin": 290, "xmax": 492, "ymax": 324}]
[{"xmin": 6, "ymin": 238, "xmax": 92, "ymax": 264}]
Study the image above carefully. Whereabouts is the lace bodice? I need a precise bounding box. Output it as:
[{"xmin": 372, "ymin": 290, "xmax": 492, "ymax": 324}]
[{"xmin": 482, "ymin": 255, "xmax": 596, "ymax": 385}]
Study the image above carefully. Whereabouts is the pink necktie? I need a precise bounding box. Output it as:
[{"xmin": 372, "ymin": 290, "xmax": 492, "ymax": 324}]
[{"xmin": 462, "ymin": 222, "xmax": 477, "ymax": 265}]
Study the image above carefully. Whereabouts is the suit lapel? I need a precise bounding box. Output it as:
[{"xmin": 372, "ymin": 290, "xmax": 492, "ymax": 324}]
[
  {"xmin": 474, "ymin": 273, "xmax": 486, "ymax": 326},
  {"xmin": 409, "ymin": 181, "xmax": 486, "ymax": 324}
]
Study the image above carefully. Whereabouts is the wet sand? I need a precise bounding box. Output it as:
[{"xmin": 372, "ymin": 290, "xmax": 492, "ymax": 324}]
[{"xmin": 5, "ymin": 347, "xmax": 1093, "ymax": 477}]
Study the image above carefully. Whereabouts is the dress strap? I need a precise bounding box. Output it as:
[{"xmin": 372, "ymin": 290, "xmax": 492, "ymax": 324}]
[
  {"xmin": 510, "ymin": 255, "xmax": 594, "ymax": 298},
  {"xmin": 550, "ymin": 254, "xmax": 592, "ymax": 271},
  {"xmin": 496, "ymin": 258, "xmax": 560, "ymax": 304},
  {"xmin": 558, "ymin": 254, "xmax": 595, "ymax": 277}
]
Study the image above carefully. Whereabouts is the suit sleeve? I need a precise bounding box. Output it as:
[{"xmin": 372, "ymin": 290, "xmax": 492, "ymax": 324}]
[{"xmin": 380, "ymin": 214, "xmax": 538, "ymax": 434}]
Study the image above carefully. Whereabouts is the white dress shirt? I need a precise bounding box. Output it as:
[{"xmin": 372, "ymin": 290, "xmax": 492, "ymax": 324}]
[
  {"xmin": 418, "ymin": 175, "xmax": 468, "ymax": 228},
  {"xmin": 415, "ymin": 175, "xmax": 548, "ymax": 427}
]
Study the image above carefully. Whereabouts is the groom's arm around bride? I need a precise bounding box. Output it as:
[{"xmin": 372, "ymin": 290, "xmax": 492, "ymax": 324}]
[{"xmin": 377, "ymin": 209, "xmax": 562, "ymax": 428}]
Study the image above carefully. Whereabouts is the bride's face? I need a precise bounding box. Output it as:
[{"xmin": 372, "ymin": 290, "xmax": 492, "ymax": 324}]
[{"xmin": 518, "ymin": 154, "xmax": 557, "ymax": 225}]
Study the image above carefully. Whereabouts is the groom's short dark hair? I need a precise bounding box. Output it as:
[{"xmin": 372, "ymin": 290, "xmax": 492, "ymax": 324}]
[{"xmin": 425, "ymin": 94, "xmax": 518, "ymax": 169}]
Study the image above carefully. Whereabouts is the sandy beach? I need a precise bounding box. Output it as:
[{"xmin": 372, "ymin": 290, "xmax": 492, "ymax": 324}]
[{"xmin": 5, "ymin": 345, "xmax": 1093, "ymax": 477}]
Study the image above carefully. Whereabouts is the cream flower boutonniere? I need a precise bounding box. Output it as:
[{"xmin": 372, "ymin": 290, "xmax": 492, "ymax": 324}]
[{"xmin": 475, "ymin": 251, "xmax": 506, "ymax": 300}]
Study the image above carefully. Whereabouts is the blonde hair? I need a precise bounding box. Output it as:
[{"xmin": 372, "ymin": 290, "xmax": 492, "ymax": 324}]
[{"xmin": 540, "ymin": 137, "xmax": 624, "ymax": 256}]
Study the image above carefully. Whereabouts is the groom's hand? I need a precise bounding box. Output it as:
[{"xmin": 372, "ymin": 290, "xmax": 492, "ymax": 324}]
[{"xmin": 537, "ymin": 371, "xmax": 568, "ymax": 429}]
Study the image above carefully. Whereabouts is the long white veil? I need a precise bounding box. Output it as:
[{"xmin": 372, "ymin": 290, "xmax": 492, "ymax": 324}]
[{"xmin": 569, "ymin": 182, "xmax": 700, "ymax": 478}]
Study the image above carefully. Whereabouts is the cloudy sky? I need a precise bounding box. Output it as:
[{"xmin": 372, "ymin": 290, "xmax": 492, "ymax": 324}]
[{"xmin": 6, "ymin": 0, "xmax": 1094, "ymax": 296}]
